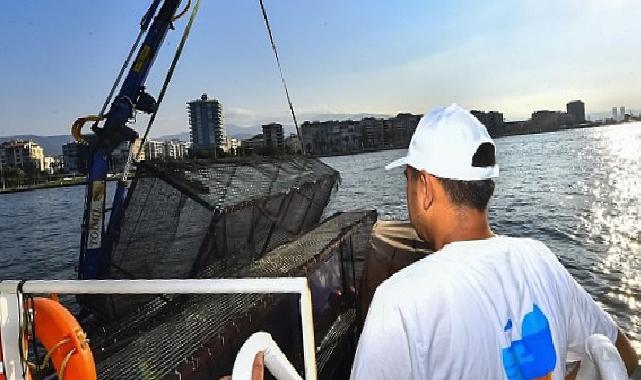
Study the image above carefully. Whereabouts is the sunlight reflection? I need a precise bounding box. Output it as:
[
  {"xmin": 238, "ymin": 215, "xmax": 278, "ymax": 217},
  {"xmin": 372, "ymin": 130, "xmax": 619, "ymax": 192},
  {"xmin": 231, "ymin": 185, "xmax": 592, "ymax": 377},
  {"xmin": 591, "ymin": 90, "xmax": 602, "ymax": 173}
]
[{"xmin": 582, "ymin": 124, "xmax": 641, "ymax": 345}]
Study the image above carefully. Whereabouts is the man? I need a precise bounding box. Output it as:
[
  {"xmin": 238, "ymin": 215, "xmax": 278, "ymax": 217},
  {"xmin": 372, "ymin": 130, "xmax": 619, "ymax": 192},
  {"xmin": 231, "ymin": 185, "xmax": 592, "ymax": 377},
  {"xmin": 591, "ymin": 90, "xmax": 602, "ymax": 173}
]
[{"xmin": 351, "ymin": 104, "xmax": 637, "ymax": 379}]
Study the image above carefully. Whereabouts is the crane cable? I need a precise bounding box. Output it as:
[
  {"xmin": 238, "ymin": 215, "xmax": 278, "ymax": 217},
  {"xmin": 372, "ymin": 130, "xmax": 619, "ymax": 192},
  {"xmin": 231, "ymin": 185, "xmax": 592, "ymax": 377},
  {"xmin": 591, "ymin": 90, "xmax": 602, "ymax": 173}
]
[
  {"xmin": 122, "ymin": 0, "xmax": 202, "ymax": 180},
  {"xmin": 172, "ymin": 0, "xmax": 191, "ymax": 21},
  {"xmin": 91, "ymin": 3, "xmax": 161, "ymax": 132},
  {"xmin": 258, "ymin": 0, "xmax": 305, "ymax": 154}
]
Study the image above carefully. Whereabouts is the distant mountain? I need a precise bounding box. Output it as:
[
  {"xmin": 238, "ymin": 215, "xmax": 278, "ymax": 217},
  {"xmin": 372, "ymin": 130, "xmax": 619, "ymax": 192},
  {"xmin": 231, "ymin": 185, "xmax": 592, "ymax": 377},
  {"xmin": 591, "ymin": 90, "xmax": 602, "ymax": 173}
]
[
  {"xmin": 0, "ymin": 134, "xmax": 74, "ymax": 156},
  {"xmin": 156, "ymin": 124, "xmax": 262, "ymax": 142},
  {"xmin": 155, "ymin": 132, "xmax": 190, "ymax": 142},
  {"xmin": 302, "ymin": 112, "xmax": 393, "ymax": 122}
]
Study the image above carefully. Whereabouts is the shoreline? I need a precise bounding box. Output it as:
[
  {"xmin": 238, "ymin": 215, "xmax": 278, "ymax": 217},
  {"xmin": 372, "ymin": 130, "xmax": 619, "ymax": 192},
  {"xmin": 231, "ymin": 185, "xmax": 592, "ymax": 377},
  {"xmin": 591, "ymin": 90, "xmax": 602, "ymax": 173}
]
[
  {"xmin": 1, "ymin": 122, "xmax": 635, "ymax": 194},
  {"xmin": 316, "ymin": 121, "xmax": 635, "ymax": 158},
  {"xmin": 0, "ymin": 179, "xmax": 87, "ymax": 195},
  {"xmin": 491, "ymin": 120, "xmax": 622, "ymax": 139},
  {"xmin": 0, "ymin": 177, "xmax": 120, "ymax": 195}
]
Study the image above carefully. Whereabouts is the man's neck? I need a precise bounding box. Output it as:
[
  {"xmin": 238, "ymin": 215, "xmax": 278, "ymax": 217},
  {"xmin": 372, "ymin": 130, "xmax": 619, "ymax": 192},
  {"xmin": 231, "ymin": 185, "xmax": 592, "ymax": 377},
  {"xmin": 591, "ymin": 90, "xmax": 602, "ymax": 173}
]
[{"xmin": 432, "ymin": 208, "xmax": 494, "ymax": 251}]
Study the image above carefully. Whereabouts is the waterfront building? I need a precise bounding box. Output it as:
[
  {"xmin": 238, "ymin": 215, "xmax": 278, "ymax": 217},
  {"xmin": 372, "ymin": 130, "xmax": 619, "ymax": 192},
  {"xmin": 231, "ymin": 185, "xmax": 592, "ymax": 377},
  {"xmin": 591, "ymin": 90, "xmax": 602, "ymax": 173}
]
[
  {"xmin": 301, "ymin": 121, "xmax": 328, "ymax": 155},
  {"xmin": 300, "ymin": 113, "xmax": 420, "ymax": 156},
  {"xmin": 471, "ymin": 110, "xmax": 504, "ymax": 135},
  {"xmin": 530, "ymin": 110, "xmax": 574, "ymax": 131},
  {"xmin": 131, "ymin": 139, "xmax": 145, "ymax": 161},
  {"xmin": 242, "ymin": 134, "xmax": 264, "ymax": 152},
  {"xmin": 224, "ymin": 137, "xmax": 241, "ymax": 154},
  {"xmin": 163, "ymin": 139, "xmax": 189, "ymax": 160},
  {"xmin": 144, "ymin": 140, "xmax": 165, "ymax": 161},
  {"xmin": 390, "ymin": 113, "xmax": 421, "ymax": 147},
  {"xmin": 188, "ymin": 93, "xmax": 226, "ymax": 153},
  {"xmin": 620, "ymin": 106, "xmax": 626, "ymax": 121},
  {"xmin": 262, "ymin": 122, "xmax": 285, "ymax": 152},
  {"xmin": 362, "ymin": 117, "xmax": 385, "ymax": 150},
  {"xmin": 612, "ymin": 107, "xmax": 618, "ymax": 121},
  {"xmin": 338, "ymin": 120, "xmax": 364, "ymax": 152},
  {"xmin": 566, "ymin": 100, "xmax": 586, "ymax": 123},
  {"xmin": 285, "ymin": 133, "xmax": 302, "ymax": 153},
  {"xmin": 504, "ymin": 120, "xmax": 528, "ymax": 130},
  {"xmin": 62, "ymin": 141, "xmax": 90, "ymax": 174},
  {"xmin": 43, "ymin": 156, "xmax": 55, "ymax": 175},
  {"xmin": 54, "ymin": 156, "xmax": 64, "ymax": 173},
  {"xmin": 0, "ymin": 140, "xmax": 45, "ymax": 172},
  {"xmin": 301, "ymin": 119, "xmax": 364, "ymax": 155}
]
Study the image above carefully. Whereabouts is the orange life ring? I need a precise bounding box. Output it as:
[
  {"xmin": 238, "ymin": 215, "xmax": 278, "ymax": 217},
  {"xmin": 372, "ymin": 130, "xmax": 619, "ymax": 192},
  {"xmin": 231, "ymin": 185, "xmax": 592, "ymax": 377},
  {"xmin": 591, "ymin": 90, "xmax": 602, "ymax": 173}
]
[{"xmin": 28, "ymin": 297, "xmax": 96, "ymax": 380}]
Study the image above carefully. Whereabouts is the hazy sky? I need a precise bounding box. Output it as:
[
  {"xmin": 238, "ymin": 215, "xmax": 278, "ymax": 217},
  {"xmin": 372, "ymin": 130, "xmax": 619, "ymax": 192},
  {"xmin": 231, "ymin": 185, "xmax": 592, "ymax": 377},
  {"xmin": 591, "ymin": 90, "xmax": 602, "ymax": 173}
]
[{"xmin": 1, "ymin": 0, "xmax": 640, "ymax": 137}]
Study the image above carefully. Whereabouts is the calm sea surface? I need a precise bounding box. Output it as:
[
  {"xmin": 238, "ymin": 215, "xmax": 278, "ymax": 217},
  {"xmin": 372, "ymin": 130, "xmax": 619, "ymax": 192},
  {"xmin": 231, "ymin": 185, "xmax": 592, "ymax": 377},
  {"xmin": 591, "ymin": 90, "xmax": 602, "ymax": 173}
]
[{"xmin": 1, "ymin": 123, "xmax": 640, "ymax": 350}]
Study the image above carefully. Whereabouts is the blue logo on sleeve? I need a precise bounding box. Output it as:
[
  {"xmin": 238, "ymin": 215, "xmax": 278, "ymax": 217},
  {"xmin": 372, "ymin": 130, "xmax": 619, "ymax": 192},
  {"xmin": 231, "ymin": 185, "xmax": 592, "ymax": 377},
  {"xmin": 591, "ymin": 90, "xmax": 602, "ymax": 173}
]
[{"xmin": 501, "ymin": 304, "xmax": 556, "ymax": 380}]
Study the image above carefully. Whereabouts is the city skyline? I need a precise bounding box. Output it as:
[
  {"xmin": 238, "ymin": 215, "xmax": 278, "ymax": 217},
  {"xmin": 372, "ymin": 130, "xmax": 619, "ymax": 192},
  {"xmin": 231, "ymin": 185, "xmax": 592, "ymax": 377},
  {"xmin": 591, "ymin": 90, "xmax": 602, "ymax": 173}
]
[{"xmin": 1, "ymin": 1, "xmax": 641, "ymax": 137}]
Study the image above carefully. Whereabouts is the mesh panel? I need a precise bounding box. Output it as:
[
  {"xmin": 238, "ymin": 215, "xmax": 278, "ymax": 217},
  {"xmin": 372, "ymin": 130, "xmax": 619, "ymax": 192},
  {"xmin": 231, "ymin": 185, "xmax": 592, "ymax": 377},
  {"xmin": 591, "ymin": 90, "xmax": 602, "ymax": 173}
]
[
  {"xmin": 81, "ymin": 157, "xmax": 340, "ymax": 319},
  {"xmin": 75, "ymin": 157, "xmax": 379, "ymax": 379},
  {"xmin": 93, "ymin": 210, "xmax": 377, "ymax": 379}
]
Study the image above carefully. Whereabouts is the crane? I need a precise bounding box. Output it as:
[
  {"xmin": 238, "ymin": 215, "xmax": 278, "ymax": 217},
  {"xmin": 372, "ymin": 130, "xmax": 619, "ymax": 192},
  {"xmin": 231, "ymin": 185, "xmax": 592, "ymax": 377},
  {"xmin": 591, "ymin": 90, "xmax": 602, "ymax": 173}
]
[
  {"xmin": 75, "ymin": 0, "xmax": 189, "ymax": 279},
  {"xmin": 74, "ymin": 0, "xmax": 301, "ymax": 280}
]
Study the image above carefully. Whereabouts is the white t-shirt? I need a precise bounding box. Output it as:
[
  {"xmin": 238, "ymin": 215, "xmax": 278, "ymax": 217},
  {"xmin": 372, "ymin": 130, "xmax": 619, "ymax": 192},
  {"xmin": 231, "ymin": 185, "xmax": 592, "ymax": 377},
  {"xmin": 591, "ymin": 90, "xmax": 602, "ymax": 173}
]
[{"xmin": 351, "ymin": 236, "xmax": 617, "ymax": 380}]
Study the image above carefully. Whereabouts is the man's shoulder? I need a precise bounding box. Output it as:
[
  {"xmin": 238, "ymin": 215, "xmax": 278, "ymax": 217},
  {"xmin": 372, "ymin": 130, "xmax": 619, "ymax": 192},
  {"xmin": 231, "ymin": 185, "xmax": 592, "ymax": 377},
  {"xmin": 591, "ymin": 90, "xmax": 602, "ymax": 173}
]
[
  {"xmin": 375, "ymin": 236, "xmax": 558, "ymax": 302},
  {"xmin": 375, "ymin": 252, "xmax": 455, "ymax": 304},
  {"xmin": 442, "ymin": 236, "xmax": 557, "ymax": 262}
]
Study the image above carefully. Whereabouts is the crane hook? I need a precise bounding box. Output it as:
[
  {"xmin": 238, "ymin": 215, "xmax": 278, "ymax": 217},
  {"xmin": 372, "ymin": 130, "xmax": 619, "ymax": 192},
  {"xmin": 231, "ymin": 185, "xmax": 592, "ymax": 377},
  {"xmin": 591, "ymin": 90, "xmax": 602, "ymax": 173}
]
[{"xmin": 72, "ymin": 115, "xmax": 105, "ymax": 144}]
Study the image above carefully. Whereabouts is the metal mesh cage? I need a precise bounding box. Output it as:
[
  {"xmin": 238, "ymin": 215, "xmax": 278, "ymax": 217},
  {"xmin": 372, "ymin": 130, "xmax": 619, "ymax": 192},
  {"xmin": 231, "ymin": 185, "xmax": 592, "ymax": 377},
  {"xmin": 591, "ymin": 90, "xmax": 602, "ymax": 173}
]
[
  {"xmin": 80, "ymin": 157, "xmax": 340, "ymax": 320},
  {"xmin": 93, "ymin": 210, "xmax": 377, "ymax": 380}
]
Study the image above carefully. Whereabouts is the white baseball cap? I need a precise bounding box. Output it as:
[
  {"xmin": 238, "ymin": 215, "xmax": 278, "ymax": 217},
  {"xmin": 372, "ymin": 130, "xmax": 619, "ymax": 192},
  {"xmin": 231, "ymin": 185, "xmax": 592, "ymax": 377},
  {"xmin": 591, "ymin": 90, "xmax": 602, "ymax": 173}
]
[{"xmin": 385, "ymin": 103, "xmax": 499, "ymax": 180}]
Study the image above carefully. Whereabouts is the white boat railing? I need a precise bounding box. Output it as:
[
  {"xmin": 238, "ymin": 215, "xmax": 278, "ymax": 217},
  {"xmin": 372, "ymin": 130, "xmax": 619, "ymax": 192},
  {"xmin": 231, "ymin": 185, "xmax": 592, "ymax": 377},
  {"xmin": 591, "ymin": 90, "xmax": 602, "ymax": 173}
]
[{"xmin": 0, "ymin": 278, "xmax": 317, "ymax": 380}]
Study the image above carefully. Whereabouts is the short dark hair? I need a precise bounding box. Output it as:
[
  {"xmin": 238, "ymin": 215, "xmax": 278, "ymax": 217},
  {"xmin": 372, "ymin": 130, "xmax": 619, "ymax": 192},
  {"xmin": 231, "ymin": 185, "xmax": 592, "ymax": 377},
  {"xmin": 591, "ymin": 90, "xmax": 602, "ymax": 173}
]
[
  {"xmin": 408, "ymin": 142, "xmax": 496, "ymax": 211},
  {"xmin": 437, "ymin": 178, "xmax": 495, "ymax": 211}
]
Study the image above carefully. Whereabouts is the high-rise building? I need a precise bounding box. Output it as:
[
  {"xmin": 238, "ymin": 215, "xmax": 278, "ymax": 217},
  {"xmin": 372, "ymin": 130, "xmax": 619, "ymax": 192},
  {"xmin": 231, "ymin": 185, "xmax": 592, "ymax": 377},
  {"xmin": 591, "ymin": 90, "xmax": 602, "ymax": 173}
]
[
  {"xmin": 612, "ymin": 107, "xmax": 618, "ymax": 121},
  {"xmin": 620, "ymin": 106, "xmax": 626, "ymax": 121},
  {"xmin": 188, "ymin": 93, "xmax": 225, "ymax": 152},
  {"xmin": 566, "ymin": 100, "xmax": 585, "ymax": 123},
  {"xmin": 1, "ymin": 140, "xmax": 45, "ymax": 172},
  {"xmin": 262, "ymin": 122, "xmax": 285, "ymax": 152}
]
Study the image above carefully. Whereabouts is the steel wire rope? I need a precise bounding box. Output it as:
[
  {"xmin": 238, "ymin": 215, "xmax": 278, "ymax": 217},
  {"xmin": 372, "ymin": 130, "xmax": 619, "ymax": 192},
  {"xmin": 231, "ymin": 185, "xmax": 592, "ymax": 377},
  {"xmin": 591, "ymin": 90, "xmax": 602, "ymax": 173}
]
[
  {"xmin": 172, "ymin": 0, "xmax": 191, "ymax": 21},
  {"xmin": 122, "ymin": 0, "xmax": 202, "ymax": 181},
  {"xmin": 91, "ymin": 4, "xmax": 159, "ymax": 131},
  {"xmin": 258, "ymin": 0, "xmax": 305, "ymax": 154}
]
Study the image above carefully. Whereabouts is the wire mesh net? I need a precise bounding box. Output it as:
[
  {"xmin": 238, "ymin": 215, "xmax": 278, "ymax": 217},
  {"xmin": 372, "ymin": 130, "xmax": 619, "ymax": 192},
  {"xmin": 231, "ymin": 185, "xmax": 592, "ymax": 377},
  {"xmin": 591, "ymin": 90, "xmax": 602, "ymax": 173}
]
[
  {"xmin": 80, "ymin": 157, "xmax": 340, "ymax": 320},
  {"xmin": 93, "ymin": 210, "xmax": 376, "ymax": 379},
  {"xmin": 70, "ymin": 157, "xmax": 379, "ymax": 379}
]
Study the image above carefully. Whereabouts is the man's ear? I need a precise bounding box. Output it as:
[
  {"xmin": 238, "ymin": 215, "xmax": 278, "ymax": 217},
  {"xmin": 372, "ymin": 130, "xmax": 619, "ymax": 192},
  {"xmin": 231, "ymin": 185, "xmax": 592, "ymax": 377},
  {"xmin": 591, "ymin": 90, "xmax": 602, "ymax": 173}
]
[{"xmin": 419, "ymin": 171, "xmax": 434, "ymax": 210}]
